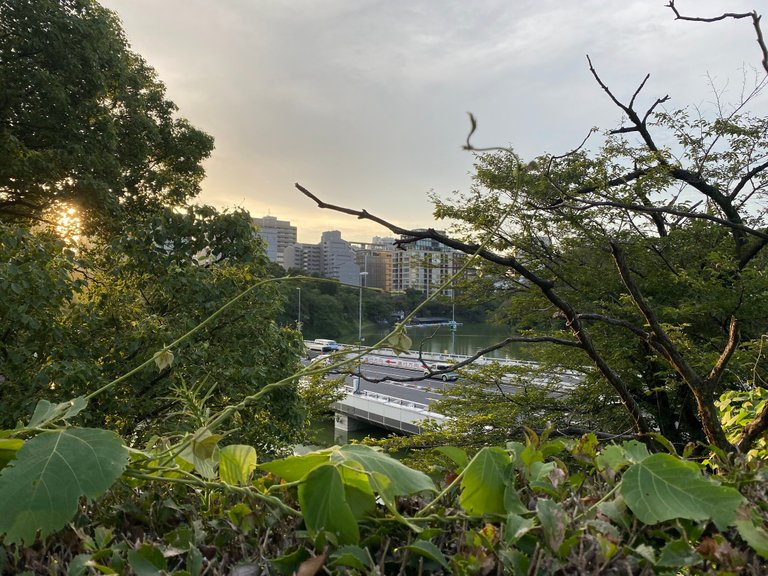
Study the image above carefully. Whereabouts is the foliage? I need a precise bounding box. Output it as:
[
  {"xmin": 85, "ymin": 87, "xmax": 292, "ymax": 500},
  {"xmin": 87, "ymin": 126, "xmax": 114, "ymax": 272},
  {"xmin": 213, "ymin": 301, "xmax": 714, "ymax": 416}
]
[
  {"xmin": 717, "ymin": 385, "xmax": 768, "ymax": 460},
  {"xmin": 1, "ymin": 399, "xmax": 767, "ymax": 574},
  {"xmin": 0, "ymin": 0, "xmax": 214, "ymax": 231},
  {"xmin": 274, "ymin": 275, "xmax": 494, "ymax": 341},
  {"xmin": 0, "ymin": 209, "xmax": 307, "ymax": 452}
]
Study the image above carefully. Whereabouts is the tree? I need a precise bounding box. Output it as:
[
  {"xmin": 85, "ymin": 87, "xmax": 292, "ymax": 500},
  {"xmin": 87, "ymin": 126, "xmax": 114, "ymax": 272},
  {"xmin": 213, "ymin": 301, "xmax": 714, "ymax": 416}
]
[
  {"xmin": 0, "ymin": 0, "xmax": 213, "ymax": 231},
  {"xmin": 296, "ymin": 7, "xmax": 768, "ymax": 453},
  {"xmin": 0, "ymin": 0, "xmax": 307, "ymax": 453},
  {"xmin": 0, "ymin": 208, "xmax": 307, "ymax": 452}
]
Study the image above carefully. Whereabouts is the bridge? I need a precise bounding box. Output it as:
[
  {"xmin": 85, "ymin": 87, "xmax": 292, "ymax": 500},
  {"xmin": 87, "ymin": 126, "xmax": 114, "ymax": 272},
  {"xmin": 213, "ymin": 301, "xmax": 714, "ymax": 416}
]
[{"xmin": 307, "ymin": 343, "xmax": 583, "ymax": 442}]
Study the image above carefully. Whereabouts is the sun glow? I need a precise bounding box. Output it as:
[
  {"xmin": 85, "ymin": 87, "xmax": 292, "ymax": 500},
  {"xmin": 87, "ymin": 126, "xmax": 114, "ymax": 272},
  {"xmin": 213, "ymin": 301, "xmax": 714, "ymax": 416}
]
[{"xmin": 54, "ymin": 205, "xmax": 82, "ymax": 245}]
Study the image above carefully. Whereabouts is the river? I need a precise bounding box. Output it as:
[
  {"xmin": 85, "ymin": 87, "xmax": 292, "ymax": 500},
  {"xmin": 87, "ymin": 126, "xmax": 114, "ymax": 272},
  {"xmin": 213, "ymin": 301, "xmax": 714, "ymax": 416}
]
[{"xmin": 340, "ymin": 321, "xmax": 526, "ymax": 360}]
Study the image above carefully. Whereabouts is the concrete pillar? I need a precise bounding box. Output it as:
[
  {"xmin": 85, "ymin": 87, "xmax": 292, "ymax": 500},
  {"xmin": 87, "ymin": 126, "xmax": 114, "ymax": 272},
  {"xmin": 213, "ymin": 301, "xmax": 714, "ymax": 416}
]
[{"xmin": 334, "ymin": 412, "xmax": 367, "ymax": 432}]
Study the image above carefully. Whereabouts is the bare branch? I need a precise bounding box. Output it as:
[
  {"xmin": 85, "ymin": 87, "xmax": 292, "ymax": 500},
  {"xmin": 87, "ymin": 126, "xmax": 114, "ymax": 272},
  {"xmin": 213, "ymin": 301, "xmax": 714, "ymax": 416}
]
[
  {"xmin": 576, "ymin": 313, "xmax": 649, "ymax": 339},
  {"xmin": 705, "ymin": 316, "xmax": 740, "ymax": 388},
  {"xmin": 462, "ymin": 112, "xmax": 514, "ymax": 153},
  {"xmin": 667, "ymin": 1, "xmax": 768, "ymax": 74},
  {"xmin": 295, "ymin": 183, "xmax": 653, "ymax": 435}
]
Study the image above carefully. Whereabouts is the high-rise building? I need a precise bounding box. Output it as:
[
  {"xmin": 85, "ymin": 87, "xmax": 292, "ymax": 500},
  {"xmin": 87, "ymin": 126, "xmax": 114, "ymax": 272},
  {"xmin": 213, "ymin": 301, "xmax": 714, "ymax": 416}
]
[
  {"xmin": 283, "ymin": 242, "xmax": 322, "ymax": 275},
  {"xmin": 391, "ymin": 232, "xmax": 458, "ymax": 296},
  {"xmin": 350, "ymin": 239, "xmax": 394, "ymax": 292},
  {"xmin": 320, "ymin": 231, "xmax": 360, "ymax": 285},
  {"xmin": 251, "ymin": 216, "xmax": 297, "ymax": 267}
]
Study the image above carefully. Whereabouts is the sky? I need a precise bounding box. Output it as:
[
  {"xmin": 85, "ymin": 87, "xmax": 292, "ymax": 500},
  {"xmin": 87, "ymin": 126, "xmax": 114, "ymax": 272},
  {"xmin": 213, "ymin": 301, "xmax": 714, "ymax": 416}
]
[{"xmin": 99, "ymin": 0, "xmax": 766, "ymax": 243}]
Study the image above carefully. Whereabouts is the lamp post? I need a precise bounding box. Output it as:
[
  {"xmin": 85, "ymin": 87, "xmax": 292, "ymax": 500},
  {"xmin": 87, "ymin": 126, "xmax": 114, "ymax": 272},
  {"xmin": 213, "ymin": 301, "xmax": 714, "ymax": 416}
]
[
  {"xmin": 296, "ymin": 287, "xmax": 301, "ymax": 331},
  {"xmin": 354, "ymin": 271, "xmax": 368, "ymax": 394},
  {"xmin": 450, "ymin": 287, "xmax": 456, "ymax": 355}
]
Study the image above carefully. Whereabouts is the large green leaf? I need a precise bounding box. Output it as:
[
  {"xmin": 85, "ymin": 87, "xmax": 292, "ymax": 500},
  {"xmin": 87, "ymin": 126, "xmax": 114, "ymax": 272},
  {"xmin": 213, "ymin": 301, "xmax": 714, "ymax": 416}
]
[
  {"xmin": 298, "ymin": 464, "xmax": 359, "ymax": 545},
  {"xmin": 620, "ymin": 453, "xmax": 744, "ymax": 530},
  {"xmin": 27, "ymin": 396, "xmax": 88, "ymax": 428},
  {"xmin": 434, "ymin": 445, "xmax": 469, "ymax": 469},
  {"xmin": 219, "ymin": 444, "xmax": 257, "ymax": 486},
  {"xmin": 338, "ymin": 462, "xmax": 376, "ymax": 519},
  {"xmin": 460, "ymin": 447, "xmax": 510, "ymax": 515},
  {"xmin": 735, "ymin": 512, "xmax": 768, "ymax": 559},
  {"xmin": 0, "ymin": 427, "xmax": 129, "ymax": 544},
  {"xmin": 258, "ymin": 449, "xmax": 332, "ymax": 482},
  {"xmin": 331, "ymin": 444, "xmax": 435, "ymax": 499}
]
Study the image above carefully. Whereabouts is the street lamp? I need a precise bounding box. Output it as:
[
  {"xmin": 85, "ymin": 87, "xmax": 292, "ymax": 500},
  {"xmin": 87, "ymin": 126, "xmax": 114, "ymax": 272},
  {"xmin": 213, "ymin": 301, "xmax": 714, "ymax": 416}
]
[
  {"xmin": 296, "ymin": 287, "xmax": 301, "ymax": 331},
  {"xmin": 354, "ymin": 271, "xmax": 368, "ymax": 394}
]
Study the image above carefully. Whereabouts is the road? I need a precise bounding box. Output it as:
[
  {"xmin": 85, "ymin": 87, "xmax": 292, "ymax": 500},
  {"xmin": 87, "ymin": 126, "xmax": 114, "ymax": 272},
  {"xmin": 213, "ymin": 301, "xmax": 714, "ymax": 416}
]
[
  {"xmin": 306, "ymin": 351, "xmax": 577, "ymax": 410},
  {"xmin": 306, "ymin": 351, "xmax": 450, "ymax": 406}
]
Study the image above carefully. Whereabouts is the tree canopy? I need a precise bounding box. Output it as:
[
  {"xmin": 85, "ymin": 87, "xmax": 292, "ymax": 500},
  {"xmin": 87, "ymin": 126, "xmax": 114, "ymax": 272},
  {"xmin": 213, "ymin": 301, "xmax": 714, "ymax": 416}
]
[
  {"xmin": 0, "ymin": 0, "xmax": 306, "ymax": 452},
  {"xmin": 0, "ymin": 0, "xmax": 213, "ymax": 231}
]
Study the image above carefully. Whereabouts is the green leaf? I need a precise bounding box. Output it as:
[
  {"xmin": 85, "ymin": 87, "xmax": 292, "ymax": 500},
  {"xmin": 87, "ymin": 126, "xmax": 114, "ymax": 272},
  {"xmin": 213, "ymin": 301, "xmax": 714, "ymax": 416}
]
[
  {"xmin": 0, "ymin": 428, "xmax": 129, "ymax": 544},
  {"xmin": 434, "ymin": 445, "xmax": 469, "ymax": 469},
  {"xmin": 128, "ymin": 543, "xmax": 166, "ymax": 576},
  {"xmin": 338, "ymin": 462, "xmax": 376, "ymax": 519},
  {"xmin": 332, "ymin": 444, "xmax": 435, "ymax": 499},
  {"xmin": 400, "ymin": 540, "xmax": 449, "ymax": 569},
  {"xmin": 298, "ymin": 464, "xmax": 359, "ymax": 545},
  {"xmin": 537, "ymin": 499, "xmax": 566, "ymax": 553},
  {"xmin": 26, "ymin": 397, "xmax": 89, "ymax": 429},
  {"xmin": 735, "ymin": 516, "xmax": 768, "ymax": 559},
  {"xmin": 657, "ymin": 539, "xmax": 700, "ymax": 567},
  {"xmin": 219, "ymin": 444, "xmax": 257, "ymax": 485},
  {"xmin": 621, "ymin": 440, "xmax": 650, "ymax": 463},
  {"xmin": 329, "ymin": 545, "xmax": 371, "ymax": 571},
  {"xmin": 258, "ymin": 449, "xmax": 332, "ymax": 481},
  {"xmin": 178, "ymin": 428, "xmax": 221, "ymax": 480},
  {"xmin": 595, "ymin": 444, "xmax": 630, "ymax": 473},
  {"xmin": 460, "ymin": 447, "xmax": 510, "ymax": 515},
  {"xmin": 504, "ymin": 484, "xmax": 528, "ymax": 514},
  {"xmin": 504, "ymin": 512, "xmax": 536, "ymax": 544},
  {"xmin": 620, "ymin": 453, "xmax": 745, "ymax": 530}
]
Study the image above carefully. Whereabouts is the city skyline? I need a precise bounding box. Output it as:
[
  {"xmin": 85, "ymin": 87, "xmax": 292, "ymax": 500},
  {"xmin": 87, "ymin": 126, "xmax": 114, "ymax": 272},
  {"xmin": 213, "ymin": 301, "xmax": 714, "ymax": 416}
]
[{"xmin": 100, "ymin": 1, "xmax": 767, "ymax": 243}]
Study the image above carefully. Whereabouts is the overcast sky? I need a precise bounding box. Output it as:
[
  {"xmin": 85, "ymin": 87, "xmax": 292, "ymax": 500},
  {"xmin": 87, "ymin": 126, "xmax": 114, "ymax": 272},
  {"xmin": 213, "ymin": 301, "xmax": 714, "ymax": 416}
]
[{"xmin": 99, "ymin": 0, "xmax": 765, "ymax": 243}]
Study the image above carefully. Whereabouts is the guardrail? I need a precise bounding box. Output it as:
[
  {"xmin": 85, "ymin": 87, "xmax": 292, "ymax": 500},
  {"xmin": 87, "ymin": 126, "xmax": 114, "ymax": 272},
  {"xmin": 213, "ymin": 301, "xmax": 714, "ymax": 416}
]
[{"xmin": 332, "ymin": 385, "xmax": 448, "ymax": 434}]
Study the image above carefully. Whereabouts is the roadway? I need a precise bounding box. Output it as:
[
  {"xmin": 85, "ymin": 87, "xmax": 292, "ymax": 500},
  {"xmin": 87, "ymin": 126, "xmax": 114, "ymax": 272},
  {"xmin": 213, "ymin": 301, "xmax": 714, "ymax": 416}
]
[
  {"xmin": 306, "ymin": 351, "xmax": 580, "ymax": 409},
  {"xmin": 306, "ymin": 351, "xmax": 451, "ymax": 406}
]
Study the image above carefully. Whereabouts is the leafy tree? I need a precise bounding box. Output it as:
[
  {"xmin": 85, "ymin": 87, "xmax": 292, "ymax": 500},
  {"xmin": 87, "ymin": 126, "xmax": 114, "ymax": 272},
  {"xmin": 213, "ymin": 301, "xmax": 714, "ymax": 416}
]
[
  {"xmin": 0, "ymin": 0, "xmax": 306, "ymax": 452},
  {"xmin": 0, "ymin": 0, "xmax": 213, "ymax": 231},
  {"xmin": 1, "ymin": 208, "xmax": 306, "ymax": 451},
  {"xmin": 297, "ymin": 14, "xmax": 768, "ymax": 453}
]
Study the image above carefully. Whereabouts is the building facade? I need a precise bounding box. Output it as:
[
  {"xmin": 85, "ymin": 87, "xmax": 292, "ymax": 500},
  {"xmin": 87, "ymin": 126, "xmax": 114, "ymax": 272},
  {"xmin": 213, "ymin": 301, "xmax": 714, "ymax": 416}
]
[
  {"xmin": 350, "ymin": 238, "xmax": 395, "ymax": 292},
  {"xmin": 391, "ymin": 233, "xmax": 458, "ymax": 296},
  {"xmin": 251, "ymin": 215, "xmax": 297, "ymax": 267}
]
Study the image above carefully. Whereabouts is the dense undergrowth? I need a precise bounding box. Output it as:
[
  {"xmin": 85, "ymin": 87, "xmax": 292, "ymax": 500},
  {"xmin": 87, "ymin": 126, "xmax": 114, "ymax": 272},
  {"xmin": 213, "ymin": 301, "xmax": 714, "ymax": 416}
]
[{"xmin": 0, "ymin": 419, "xmax": 767, "ymax": 575}]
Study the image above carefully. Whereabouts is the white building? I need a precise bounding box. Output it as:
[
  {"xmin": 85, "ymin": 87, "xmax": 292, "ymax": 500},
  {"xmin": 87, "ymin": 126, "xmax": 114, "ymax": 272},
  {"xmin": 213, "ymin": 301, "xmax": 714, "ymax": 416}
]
[{"xmin": 251, "ymin": 216, "xmax": 297, "ymax": 267}]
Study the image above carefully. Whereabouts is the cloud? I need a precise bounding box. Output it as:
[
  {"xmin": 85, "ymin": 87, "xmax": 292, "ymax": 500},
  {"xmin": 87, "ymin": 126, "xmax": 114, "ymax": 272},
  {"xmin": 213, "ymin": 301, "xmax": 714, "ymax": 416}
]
[{"xmin": 103, "ymin": 0, "xmax": 768, "ymax": 242}]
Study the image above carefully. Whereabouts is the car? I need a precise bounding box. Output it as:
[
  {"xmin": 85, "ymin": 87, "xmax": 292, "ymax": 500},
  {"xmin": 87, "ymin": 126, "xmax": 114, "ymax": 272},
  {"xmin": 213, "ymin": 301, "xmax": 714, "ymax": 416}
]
[
  {"xmin": 306, "ymin": 339, "xmax": 341, "ymax": 353},
  {"xmin": 422, "ymin": 363, "xmax": 459, "ymax": 382}
]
